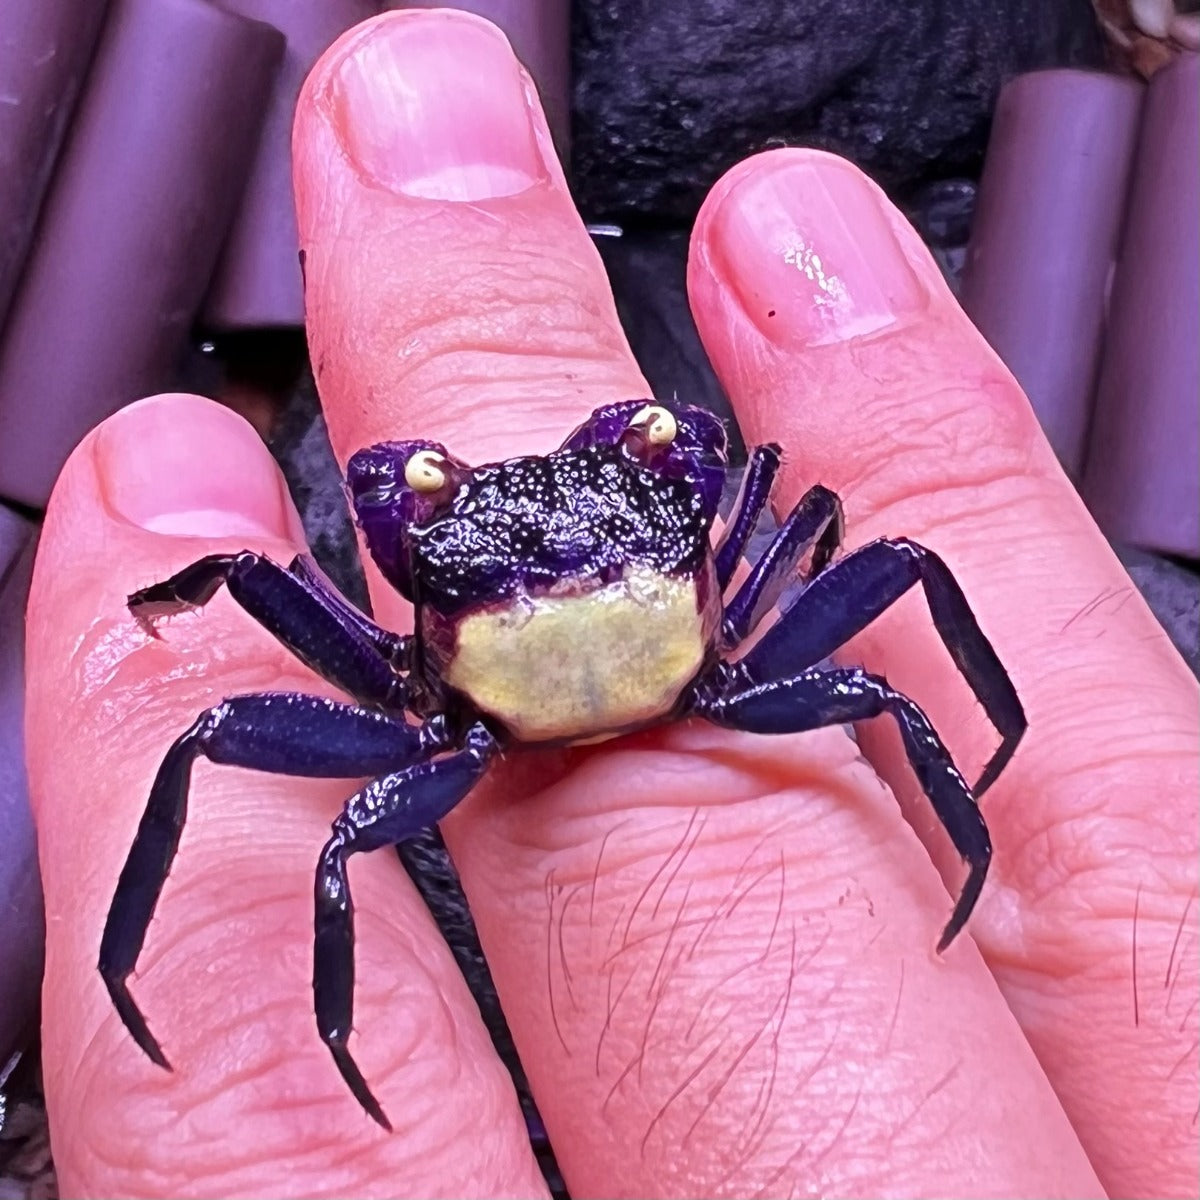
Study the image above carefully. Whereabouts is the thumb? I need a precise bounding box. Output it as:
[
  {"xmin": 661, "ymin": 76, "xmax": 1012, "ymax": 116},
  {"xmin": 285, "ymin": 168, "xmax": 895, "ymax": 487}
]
[{"xmin": 25, "ymin": 396, "xmax": 543, "ymax": 1198}]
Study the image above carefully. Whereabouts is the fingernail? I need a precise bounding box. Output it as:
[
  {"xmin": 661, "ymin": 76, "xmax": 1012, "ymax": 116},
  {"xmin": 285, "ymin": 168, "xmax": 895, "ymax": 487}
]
[
  {"xmin": 707, "ymin": 154, "xmax": 928, "ymax": 346},
  {"xmin": 94, "ymin": 395, "xmax": 297, "ymax": 538},
  {"xmin": 327, "ymin": 11, "xmax": 550, "ymax": 201}
]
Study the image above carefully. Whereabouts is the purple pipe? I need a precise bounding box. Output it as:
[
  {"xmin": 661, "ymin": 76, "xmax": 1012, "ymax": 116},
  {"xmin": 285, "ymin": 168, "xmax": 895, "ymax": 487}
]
[
  {"xmin": 0, "ymin": 509, "xmax": 39, "ymax": 1067},
  {"xmin": 0, "ymin": 0, "xmax": 284, "ymax": 510},
  {"xmin": 0, "ymin": 0, "xmax": 112, "ymax": 332},
  {"xmin": 960, "ymin": 69, "xmax": 1144, "ymax": 478},
  {"xmin": 1083, "ymin": 53, "xmax": 1200, "ymax": 559},
  {"xmin": 202, "ymin": 0, "xmax": 379, "ymax": 331}
]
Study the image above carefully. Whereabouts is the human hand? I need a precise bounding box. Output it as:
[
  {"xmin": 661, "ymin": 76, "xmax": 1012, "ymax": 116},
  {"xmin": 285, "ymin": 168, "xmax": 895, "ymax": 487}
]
[{"xmin": 24, "ymin": 9, "xmax": 1198, "ymax": 1197}]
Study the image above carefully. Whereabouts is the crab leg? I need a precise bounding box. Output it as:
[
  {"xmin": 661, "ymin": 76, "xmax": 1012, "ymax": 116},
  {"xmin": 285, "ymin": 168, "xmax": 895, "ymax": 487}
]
[
  {"xmin": 735, "ymin": 537, "xmax": 1026, "ymax": 796},
  {"xmin": 288, "ymin": 553, "xmax": 410, "ymax": 665},
  {"xmin": 99, "ymin": 695, "xmax": 449, "ymax": 1070},
  {"xmin": 129, "ymin": 552, "xmax": 411, "ymax": 708},
  {"xmin": 720, "ymin": 483, "xmax": 844, "ymax": 646},
  {"xmin": 692, "ymin": 666, "xmax": 990, "ymax": 952},
  {"xmin": 314, "ymin": 722, "xmax": 497, "ymax": 1130},
  {"xmin": 713, "ymin": 442, "xmax": 782, "ymax": 589}
]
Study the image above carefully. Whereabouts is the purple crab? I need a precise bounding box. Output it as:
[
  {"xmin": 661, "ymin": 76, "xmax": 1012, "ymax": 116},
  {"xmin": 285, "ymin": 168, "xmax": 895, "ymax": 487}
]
[{"xmin": 99, "ymin": 399, "xmax": 1025, "ymax": 1128}]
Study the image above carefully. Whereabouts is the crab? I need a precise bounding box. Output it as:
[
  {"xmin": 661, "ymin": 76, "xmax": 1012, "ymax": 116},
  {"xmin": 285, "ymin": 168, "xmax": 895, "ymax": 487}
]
[{"xmin": 99, "ymin": 399, "xmax": 1026, "ymax": 1129}]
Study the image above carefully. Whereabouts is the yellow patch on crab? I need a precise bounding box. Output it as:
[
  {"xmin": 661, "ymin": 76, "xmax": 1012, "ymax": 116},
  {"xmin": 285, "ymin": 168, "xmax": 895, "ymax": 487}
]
[{"xmin": 444, "ymin": 566, "xmax": 709, "ymax": 743}]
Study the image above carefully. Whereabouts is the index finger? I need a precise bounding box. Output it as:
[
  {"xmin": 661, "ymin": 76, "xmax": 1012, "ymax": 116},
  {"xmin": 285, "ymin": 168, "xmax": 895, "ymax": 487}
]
[{"xmin": 687, "ymin": 148, "xmax": 1200, "ymax": 1198}]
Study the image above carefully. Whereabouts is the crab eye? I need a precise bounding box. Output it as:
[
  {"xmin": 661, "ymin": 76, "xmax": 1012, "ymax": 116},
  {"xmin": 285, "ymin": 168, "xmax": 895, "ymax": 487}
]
[
  {"xmin": 629, "ymin": 404, "xmax": 678, "ymax": 446},
  {"xmin": 404, "ymin": 450, "xmax": 449, "ymax": 493}
]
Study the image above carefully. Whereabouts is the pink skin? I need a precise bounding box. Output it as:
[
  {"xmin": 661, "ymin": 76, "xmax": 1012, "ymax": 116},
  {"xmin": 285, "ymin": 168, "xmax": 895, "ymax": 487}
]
[{"xmin": 23, "ymin": 9, "xmax": 1197, "ymax": 1198}]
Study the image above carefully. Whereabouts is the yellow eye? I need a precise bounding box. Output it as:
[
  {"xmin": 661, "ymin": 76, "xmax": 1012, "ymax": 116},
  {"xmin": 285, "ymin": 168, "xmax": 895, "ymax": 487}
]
[
  {"xmin": 404, "ymin": 450, "xmax": 448, "ymax": 493},
  {"xmin": 630, "ymin": 404, "xmax": 677, "ymax": 446}
]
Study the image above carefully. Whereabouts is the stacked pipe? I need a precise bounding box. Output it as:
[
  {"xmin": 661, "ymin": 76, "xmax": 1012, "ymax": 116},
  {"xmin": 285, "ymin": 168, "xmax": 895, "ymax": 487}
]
[{"xmin": 960, "ymin": 54, "xmax": 1199, "ymax": 560}]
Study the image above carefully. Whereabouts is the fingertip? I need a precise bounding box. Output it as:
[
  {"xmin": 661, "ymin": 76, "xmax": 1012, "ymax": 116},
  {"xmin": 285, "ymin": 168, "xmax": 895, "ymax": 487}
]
[
  {"xmin": 293, "ymin": 8, "xmax": 565, "ymax": 240},
  {"xmin": 26, "ymin": 392, "xmax": 309, "ymax": 824},
  {"xmin": 686, "ymin": 146, "xmax": 1046, "ymax": 503},
  {"xmin": 688, "ymin": 148, "xmax": 956, "ymax": 364},
  {"xmin": 90, "ymin": 393, "xmax": 304, "ymax": 542}
]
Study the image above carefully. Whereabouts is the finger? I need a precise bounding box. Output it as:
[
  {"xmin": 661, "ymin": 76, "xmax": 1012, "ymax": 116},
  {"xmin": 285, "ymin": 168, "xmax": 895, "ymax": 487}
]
[
  {"xmin": 293, "ymin": 11, "xmax": 644, "ymax": 464},
  {"xmin": 26, "ymin": 396, "xmax": 546, "ymax": 1199},
  {"xmin": 295, "ymin": 12, "xmax": 1102, "ymax": 1198},
  {"xmin": 688, "ymin": 148, "xmax": 1200, "ymax": 1197}
]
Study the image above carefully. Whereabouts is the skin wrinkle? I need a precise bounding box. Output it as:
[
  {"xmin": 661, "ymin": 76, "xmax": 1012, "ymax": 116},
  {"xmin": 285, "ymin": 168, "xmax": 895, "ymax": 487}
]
[
  {"xmin": 838, "ymin": 391, "xmax": 1037, "ymax": 504},
  {"xmin": 457, "ymin": 753, "xmax": 977, "ymax": 1196},
  {"xmin": 434, "ymin": 342, "xmax": 637, "ymax": 376},
  {"xmin": 846, "ymin": 465, "xmax": 1053, "ymax": 557},
  {"xmin": 736, "ymin": 370, "xmax": 1048, "ymax": 540},
  {"xmin": 377, "ymin": 285, "xmax": 632, "ymax": 375},
  {"xmin": 992, "ymin": 760, "xmax": 1195, "ymax": 916},
  {"xmin": 72, "ymin": 861, "xmax": 447, "ymax": 1067},
  {"xmin": 1028, "ymin": 647, "xmax": 1195, "ymax": 731},
  {"xmin": 494, "ymin": 725, "xmax": 882, "ymax": 858},
  {"xmin": 1003, "ymin": 800, "xmax": 1118, "ymax": 914},
  {"xmin": 311, "ymin": 227, "xmax": 640, "ymax": 439},
  {"xmin": 451, "ymin": 717, "xmax": 1011, "ymax": 1190},
  {"xmin": 516, "ymin": 754, "xmax": 881, "ymax": 871},
  {"xmin": 63, "ymin": 909, "xmax": 504, "ymax": 1197},
  {"xmin": 74, "ymin": 1103, "xmax": 492, "ymax": 1200}
]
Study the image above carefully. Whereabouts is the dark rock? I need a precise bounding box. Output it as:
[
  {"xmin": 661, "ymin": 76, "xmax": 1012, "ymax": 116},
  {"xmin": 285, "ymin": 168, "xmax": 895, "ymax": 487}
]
[
  {"xmin": 903, "ymin": 177, "xmax": 978, "ymax": 295},
  {"xmin": 594, "ymin": 230, "xmax": 744, "ymax": 459},
  {"xmin": 0, "ymin": 536, "xmax": 42, "ymax": 1079},
  {"xmin": 270, "ymin": 378, "xmax": 371, "ymax": 610},
  {"xmin": 571, "ymin": 0, "xmax": 1106, "ymax": 223},
  {"xmin": 0, "ymin": 1046, "xmax": 53, "ymax": 1199},
  {"xmin": 1115, "ymin": 546, "xmax": 1200, "ymax": 677},
  {"xmin": 905, "ymin": 178, "xmax": 978, "ymax": 250}
]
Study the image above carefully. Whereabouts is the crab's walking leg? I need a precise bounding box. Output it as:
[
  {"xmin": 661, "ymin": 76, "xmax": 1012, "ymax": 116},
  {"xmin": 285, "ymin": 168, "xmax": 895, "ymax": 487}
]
[
  {"xmin": 129, "ymin": 552, "xmax": 410, "ymax": 707},
  {"xmin": 714, "ymin": 443, "xmax": 782, "ymax": 589},
  {"xmin": 99, "ymin": 695, "xmax": 449, "ymax": 1068},
  {"xmin": 693, "ymin": 667, "xmax": 990, "ymax": 951},
  {"xmin": 721, "ymin": 484, "xmax": 844, "ymax": 646},
  {"xmin": 287, "ymin": 554, "xmax": 409, "ymax": 667},
  {"xmin": 737, "ymin": 538, "xmax": 1026, "ymax": 796},
  {"xmin": 314, "ymin": 722, "xmax": 497, "ymax": 1130}
]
